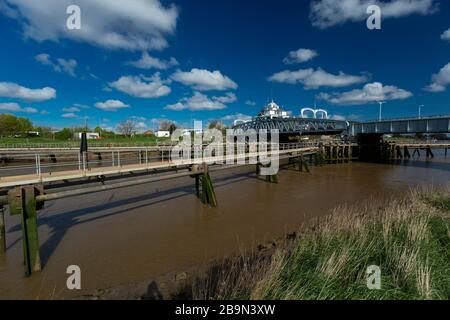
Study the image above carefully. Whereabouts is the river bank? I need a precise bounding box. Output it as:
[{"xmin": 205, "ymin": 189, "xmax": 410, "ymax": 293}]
[
  {"xmin": 74, "ymin": 186, "xmax": 450, "ymax": 300},
  {"xmin": 189, "ymin": 187, "xmax": 450, "ymax": 300}
]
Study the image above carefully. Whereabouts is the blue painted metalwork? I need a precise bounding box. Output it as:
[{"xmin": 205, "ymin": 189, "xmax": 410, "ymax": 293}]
[
  {"xmin": 349, "ymin": 116, "xmax": 450, "ymax": 135},
  {"xmin": 233, "ymin": 115, "xmax": 450, "ymax": 136},
  {"xmin": 232, "ymin": 117, "xmax": 349, "ymax": 135}
]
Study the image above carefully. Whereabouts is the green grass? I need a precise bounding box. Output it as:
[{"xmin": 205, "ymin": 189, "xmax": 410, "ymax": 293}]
[
  {"xmin": 192, "ymin": 188, "xmax": 450, "ymax": 300},
  {"xmin": 0, "ymin": 136, "xmax": 171, "ymax": 147}
]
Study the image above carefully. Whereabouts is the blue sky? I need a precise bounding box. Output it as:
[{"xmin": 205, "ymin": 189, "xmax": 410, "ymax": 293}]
[{"xmin": 0, "ymin": 0, "xmax": 449, "ymax": 131}]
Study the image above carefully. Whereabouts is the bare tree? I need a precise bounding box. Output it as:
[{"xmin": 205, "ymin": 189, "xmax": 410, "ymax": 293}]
[
  {"xmin": 117, "ymin": 120, "xmax": 136, "ymax": 137},
  {"xmin": 160, "ymin": 120, "xmax": 177, "ymax": 134}
]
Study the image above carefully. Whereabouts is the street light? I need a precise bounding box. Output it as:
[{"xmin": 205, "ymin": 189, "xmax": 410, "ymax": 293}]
[
  {"xmin": 419, "ymin": 105, "xmax": 424, "ymax": 119},
  {"xmin": 378, "ymin": 101, "xmax": 386, "ymax": 121}
]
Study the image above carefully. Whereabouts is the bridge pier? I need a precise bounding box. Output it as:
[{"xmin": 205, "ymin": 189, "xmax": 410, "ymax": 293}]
[{"xmin": 357, "ymin": 134, "xmax": 384, "ymax": 162}]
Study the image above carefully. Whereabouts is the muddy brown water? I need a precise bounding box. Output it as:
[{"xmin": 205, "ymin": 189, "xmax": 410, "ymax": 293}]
[{"xmin": 1, "ymin": 153, "xmax": 450, "ymax": 299}]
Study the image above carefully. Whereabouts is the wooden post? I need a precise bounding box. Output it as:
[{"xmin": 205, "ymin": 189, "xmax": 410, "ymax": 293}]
[
  {"xmin": 395, "ymin": 145, "xmax": 403, "ymax": 159},
  {"xmin": 0, "ymin": 206, "xmax": 5, "ymax": 255},
  {"xmin": 265, "ymin": 174, "xmax": 278, "ymax": 184},
  {"xmin": 195, "ymin": 175, "xmax": 200, "ymax": 198},
  {"xmin": 426, "ymin": 147, "xmax": 434, "ymax": 158},
  {"xmin": 8, "ymin": 186, "xmax": 41, "ymax": 275},
  {"xmin": 299, "ymin": 155, "xmax": 310, "ymax": 172},
  {"xmin": 403, "ymin": 146, "xmax": 411, "ymax": 159},
  {"xmin": 201, "ymin": 166, "xmax": 217, "ymax": 207}
]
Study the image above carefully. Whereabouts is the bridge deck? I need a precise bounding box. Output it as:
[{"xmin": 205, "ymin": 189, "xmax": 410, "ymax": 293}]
[
  {"xmin": 396, "ymin": 143, "xmax": 450, "ymax": 148},
  {"xmin": 0, "ymin": 147, "xmax": 317, "ymax": 188},
  {"xmin": 350, "ymin": 116, "xmax": 450, "ymax": 135}
]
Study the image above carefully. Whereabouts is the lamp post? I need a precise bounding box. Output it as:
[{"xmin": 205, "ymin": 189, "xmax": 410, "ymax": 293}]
[
  {"xmin": 378, "ymin": 101, "xmax": 386, "ymax": 121},
  {"xmin": 419, "ymin": 105, "xmax": 424, "ymax": 119}
]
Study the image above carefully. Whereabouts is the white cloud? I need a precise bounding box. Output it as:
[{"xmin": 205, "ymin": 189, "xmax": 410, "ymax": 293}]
[
  {"xmin": 61, "ymin": 112, "xmax": 79, "ymax": 118},
  {"xmin": 213, "ymin": 92, "xmax": 237, "ymax": 104},
  {"xmin": 35, "ymin": 53, "xmax": 80, "ymax": 77},
  {"xmin": 283, "ymin": 48, "xmax": 318, "ymax": 64},
  {"xmin": 171, "ymin": 68, "xmax": 238, "ymax": 91},
  {"xmin": 317, "ymin": 82, "xmax": 413, "ymax": 105},
  {"xmin": 330, "ymin": 114, "xmax": 346, "ymax": 120},
  {"xmin": 95, "ymin": 99, "xmax": 130, "ymax": 112},
  {"xmin": 222, "ymin": 113, "xmax": 252, "ymax": 121},
  {"xmin": 127, "ymin": 51, "xmax": 178, "ymax": 70},
  {"xmin": 330, "ymin": 114, "xmax": 361, "ymax": 121},
  {"xmin": 0, "ymin": 81, "xmax": 56, "ymax": 102},
  {"xmin": 441, "ymin": 28, "xmax": 450, "ymax": 41},
  {"xmin": 135, "ymin": 121, "xmax": 148, "ymax": 130},
  {"xmin": 310, "ymin": 0, "xmax": 438, "ymax": 29},
  {"xmin": 165, "ymin": 92, "xmax": 234, "ymax": 111},
  {"xmin": 74, "ymin": 103, "xmax": 90, "ymax": 109},
  {"xmin": 62, "ymin": 107, "xmax": 81, "ymax": 113},
  {"xmin": 424, "ymin": 62, "xmax": 450, "ymax": 93},
  {"xmin": 268, "ymin": 68, "xmax": 368, "ymax": 89},
  {"xmin": 131, "ymin": 116, "xmax": 147, "ymax": 121},
  {"xmin": 245, "ymin": 100, "xmax": 257, "ymax": 106},
  {"xmin": 109, "ymin": 73, "xmax": 171, "ymax": 98},
  {"xmin": 0, "ymin": 102, "xmax": 37, "ymax": 113},
  {"xmin": 1, "ymin": 0, "xmax": 179, "ymax": 51}
]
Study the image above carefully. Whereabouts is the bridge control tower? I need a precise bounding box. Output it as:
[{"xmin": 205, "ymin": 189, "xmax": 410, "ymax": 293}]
[{"xmin": 257, "ymin": 101, "xmax": 290, "ymax": 119}]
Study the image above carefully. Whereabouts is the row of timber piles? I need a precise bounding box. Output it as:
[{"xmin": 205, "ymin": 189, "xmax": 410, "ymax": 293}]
[
  {"xmin": 382, "ymin": 143, "xmax": 441, "ymax": 160},
  {"xmin": 320, "ymin": 144, "xmax": 356, "ymax": 164},
  {"xmin": 356, "ymin": 133, "xmax": 446, "ymax": 162}
]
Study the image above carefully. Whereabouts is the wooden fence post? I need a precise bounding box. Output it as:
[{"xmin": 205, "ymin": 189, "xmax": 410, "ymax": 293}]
[{"xmin": 8, "ymin": 186, "xmax": 41, "ymax": 276}]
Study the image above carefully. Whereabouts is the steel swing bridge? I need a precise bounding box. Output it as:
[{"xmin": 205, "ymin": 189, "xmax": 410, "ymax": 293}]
[{"xmin": 233, "ymin": 115, "xmax": 450, "ymax": 136}]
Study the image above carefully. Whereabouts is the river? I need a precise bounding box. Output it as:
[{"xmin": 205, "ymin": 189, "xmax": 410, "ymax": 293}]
[{"xmin": 1, "ymin": 152, "xmax": 449, "ymax": 299}]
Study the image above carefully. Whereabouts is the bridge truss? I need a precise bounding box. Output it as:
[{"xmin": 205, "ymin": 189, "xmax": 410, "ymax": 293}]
[{"xmin": 233, "ymin": 117, "xmax": 349, "ymax": 135}]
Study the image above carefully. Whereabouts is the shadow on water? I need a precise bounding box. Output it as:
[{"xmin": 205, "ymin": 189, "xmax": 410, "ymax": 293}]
[
  {"xmin": 391, "ymin": 157, "xmax": 450, "ymax": 172},
  {"xmin": 7, "ymin": 170, "xmax": 254, "ymax": 267}
]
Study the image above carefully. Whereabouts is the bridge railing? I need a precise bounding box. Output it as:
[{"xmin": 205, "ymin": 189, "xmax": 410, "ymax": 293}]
[{"xmin": 0, "ymin": 142, "xmax": 318, "ymax": 178}]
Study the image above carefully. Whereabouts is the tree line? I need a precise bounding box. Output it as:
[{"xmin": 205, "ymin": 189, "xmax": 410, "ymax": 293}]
[{"xmin": 0, "ymin": 114, "xmax": 182, "ymax": 140}]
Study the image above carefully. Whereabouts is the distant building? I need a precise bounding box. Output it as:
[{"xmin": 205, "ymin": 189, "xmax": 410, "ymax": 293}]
[
  {"xmin": 156, "ymin": 130, "xmax": 170, "ymax": 138},
  {"xmin": 181, "ymin": 128, "xmax": 203, "ymax": 136},
  {"xmin": 258, "ymin": 101, "xmax": 289, "ymax": 119},
  {"xmin": 143, "ymin": 130, "xmax": 154, "ymax": 136},
  {"xmin": 77, "ymin": 132, "xmax": 100, "ymax": 140}
]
